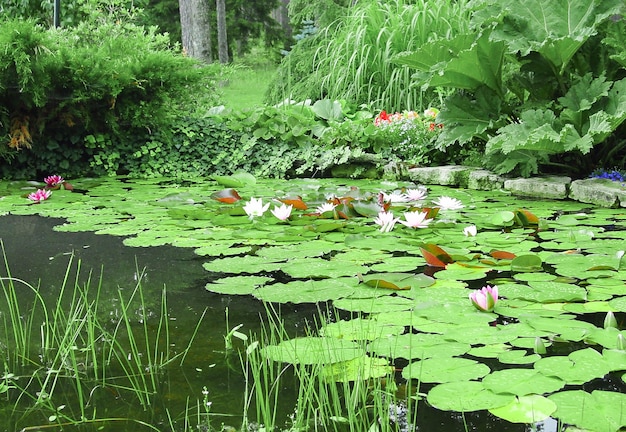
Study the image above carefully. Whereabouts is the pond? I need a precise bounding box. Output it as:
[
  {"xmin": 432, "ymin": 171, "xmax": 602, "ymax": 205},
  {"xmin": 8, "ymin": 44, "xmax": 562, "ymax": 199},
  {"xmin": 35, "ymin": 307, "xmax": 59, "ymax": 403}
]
[{"xmin": 0, "ymin": 175, "xmax": 625, "ymax": 432}]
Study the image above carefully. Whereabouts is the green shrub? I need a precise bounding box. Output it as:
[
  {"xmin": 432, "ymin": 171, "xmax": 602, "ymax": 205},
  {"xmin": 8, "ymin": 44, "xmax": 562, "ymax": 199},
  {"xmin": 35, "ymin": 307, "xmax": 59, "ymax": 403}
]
[{"xmin": 0, "ymin": 18, "xmax": 220, "ymax": 178}]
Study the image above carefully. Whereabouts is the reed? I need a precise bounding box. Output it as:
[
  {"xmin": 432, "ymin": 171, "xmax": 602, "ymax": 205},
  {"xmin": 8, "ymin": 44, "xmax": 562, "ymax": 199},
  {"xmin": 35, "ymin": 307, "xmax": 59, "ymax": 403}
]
[
  {"xmin": 239, "ymin": 303, "xmax": 418, "ymax": 432},
  {"xmin": 0, "ymin": 247, "xmax": 205, "ymax": 431}
]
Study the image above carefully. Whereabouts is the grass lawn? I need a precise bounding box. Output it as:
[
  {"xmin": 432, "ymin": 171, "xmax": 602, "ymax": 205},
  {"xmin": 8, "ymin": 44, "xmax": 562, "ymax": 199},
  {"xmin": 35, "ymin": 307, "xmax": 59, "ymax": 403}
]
[{"xmin": 220, "ymin": 65, "xmax": 277, "ymax": 110}]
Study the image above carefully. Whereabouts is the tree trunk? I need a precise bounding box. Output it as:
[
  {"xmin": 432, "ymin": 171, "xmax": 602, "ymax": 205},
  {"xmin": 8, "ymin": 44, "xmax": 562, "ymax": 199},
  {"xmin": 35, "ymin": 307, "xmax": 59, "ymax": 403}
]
[
  {"xmin": 216, "ymin": 0, "xmax": 229, "ymax": 64},
  {"xmin": 179, "ymin": 0, "xmax": 212, "ymax": 63}
]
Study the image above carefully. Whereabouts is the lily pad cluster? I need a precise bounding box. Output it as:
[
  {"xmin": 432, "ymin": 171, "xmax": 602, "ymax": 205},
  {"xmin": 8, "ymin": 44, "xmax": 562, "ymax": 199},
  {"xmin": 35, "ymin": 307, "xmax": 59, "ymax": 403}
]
[{"xmin": 1, "ymin": 174, "xmax": 626, "ymax": 430}]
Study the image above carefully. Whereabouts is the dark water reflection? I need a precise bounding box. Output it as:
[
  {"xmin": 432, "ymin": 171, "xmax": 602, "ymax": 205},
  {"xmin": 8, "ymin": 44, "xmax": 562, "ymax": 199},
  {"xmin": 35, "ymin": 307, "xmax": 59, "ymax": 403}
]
[{"xmin": 0, "ymin": 215, "xmax": 553, "ymax": 432}]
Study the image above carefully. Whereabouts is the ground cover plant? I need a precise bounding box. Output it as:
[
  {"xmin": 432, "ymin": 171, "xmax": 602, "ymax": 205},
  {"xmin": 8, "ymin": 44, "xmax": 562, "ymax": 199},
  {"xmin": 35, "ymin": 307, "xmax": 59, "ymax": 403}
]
[{"xmin": 1, "ymin": 175, "xmax": 626, "ymax": 431}]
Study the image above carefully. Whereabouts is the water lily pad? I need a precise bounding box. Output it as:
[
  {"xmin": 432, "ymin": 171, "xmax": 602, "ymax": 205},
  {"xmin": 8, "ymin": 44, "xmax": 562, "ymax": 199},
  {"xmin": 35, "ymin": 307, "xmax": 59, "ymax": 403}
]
[
  {"xmin": 280, "ymin": 258, "xmax": 368, "ymax": 279},
  {"xmin": 548, "ymin": 390, "xmax": 626, "ymax": 432},
  {"xmin": 482, "ymin": 369, "xmax": 564, "ymax": 396},
  {"xmin": 489, "ymin": 395, "xmax": 556, "ymax": 423},
  {"xmin": 261, "ymin": 337, "xmax": 363, "ymax": 365},
  {"xmin": 427, "ymin": 381, "xmax": 514, "ymax": 412},
  {"xmin": 253, "ymin": 278, "xmax": 357, "ymax": 303},
  {"xmin": 369, "ymin": 333, "xmax": 470, "ymax": 360},
  {"xmin": 206, "ymin": 275, "xmax": 272, "ymax": 295},
  {"xmin": 321, "ymin": 355, "xmax": 394, "ymax": 382},
  {"xmin": 319, "ymin": 318, "xmax": 405, "ymax": 341},
  {"xmin": 402, "ymin": 357, "xmax": 490, "ymax": 383},
  {"xmin": 534, "ymin": 348, "xmax": 611, "ymax": 385},
  {"xmin": 333, "ymin": 296, "xmax": 415, "ymax": 313}
]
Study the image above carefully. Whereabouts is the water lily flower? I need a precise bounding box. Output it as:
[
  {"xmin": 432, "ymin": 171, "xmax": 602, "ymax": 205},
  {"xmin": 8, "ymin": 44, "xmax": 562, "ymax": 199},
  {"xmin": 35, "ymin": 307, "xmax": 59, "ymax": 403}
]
[
  {"xmin": 243, "ymin": 197, "xmax": 270, "ymax": 219},
  {"xmin": 271, "ymin": 203, "xmax": 293, "ymax": 221},
  {"xmin": 405, "ymin": 187, "xmax": 427, "ymax": 201},
  {"xmin": 469, "ymin": 285, "xmax": 499, "ymax": 312},
  {"xmin": 315, "ymin": 202, "xmax": 337, "ymax": 214},
  {"xmin": 44, "ymin": 175, "xmax": 64, "ymax": 187},
  {"xmin": 398, "ymin": 211, "xmax": 432, "ymax": 229},
  {"xmin": 463, "ymin": 225, "xmax": 477, "ymax": 237},
  {"xmin": 433, "ymin": 196, "xmax": 464, "ymax": 211},
  {"xmin": 28, "ymin": 189, "xmax": 52, "ymax": 203},
  {"xmin": 381, "ymin": 191, "xmax": 409, "ymax": 203},
  {"xmin": 373, "ymin": 211, "xmax": 399, "ymax": 232}
]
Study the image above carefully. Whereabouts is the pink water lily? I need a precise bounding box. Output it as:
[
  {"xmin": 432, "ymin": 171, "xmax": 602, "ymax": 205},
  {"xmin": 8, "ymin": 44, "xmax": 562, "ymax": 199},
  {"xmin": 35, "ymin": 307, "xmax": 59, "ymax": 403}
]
[
  {"xmin": 399, "ymin": 211, "xmax": 432, "ymax": 229},
  {"xmin": 44, "ymin": 175, "xmax": 64, "ymax": 187},
  {"xmin": 433, "ymin": 196, "xmax": 464, "ymax": 210},
  {"xmin": 243, "ymin": 197, "xmax": 270, "ymax": 219},
  {"xmin": 271, "ymin": 203, "xmax": 293, "ymax": 221},
  {"xmin": 28, "ymin": 189, "xmax": 52, "ymax": 203},
  {"xmin": 373, "ymin": 211, "xmax": 399, "ymax": 232},
  {"xmin": 469, "ymin": 285, "xmax": 499, "ymax": 312}
]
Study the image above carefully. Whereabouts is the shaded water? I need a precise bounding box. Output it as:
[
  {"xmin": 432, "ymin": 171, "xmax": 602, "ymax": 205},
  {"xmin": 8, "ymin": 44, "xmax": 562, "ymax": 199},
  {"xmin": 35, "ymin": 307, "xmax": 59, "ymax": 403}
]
[
  {"xmin": 0, "ymin": 213, "xmax": 609, "ymax": 432},
  {"xmin": 0, "ymin": 215, "xmax": 314, "ymax": 431}
]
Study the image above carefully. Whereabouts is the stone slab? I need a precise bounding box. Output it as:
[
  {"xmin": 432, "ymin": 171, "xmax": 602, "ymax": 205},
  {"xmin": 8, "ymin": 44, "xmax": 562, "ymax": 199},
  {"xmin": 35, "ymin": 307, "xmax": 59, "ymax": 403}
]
[
  {"xmin": 407, "ymin": 165, "xmax": 473, "ymax": 186},
  {"xmin": 467, "ymin": 169, "xmax": 505, "ymax": 190},
  {"xmin": 570, "ymin": 179, "xmax": 626, "ymax": 208},
  {"xmin": 503, "ymin": 176, "xmax": 571, "ymax": 199}
]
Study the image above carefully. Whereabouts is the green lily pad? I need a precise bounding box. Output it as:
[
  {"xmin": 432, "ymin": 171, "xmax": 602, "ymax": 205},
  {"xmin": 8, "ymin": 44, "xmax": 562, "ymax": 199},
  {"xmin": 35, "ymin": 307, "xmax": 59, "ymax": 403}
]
[
  {"xmin": 427, "ymin": 381, "xmax": 514, "ymax": 412},
  {"xmin": 319, "ymin": 318, "xmax": 405, "ymax": 341},
  {"xmin": 402, "ymin": 357, "xmax": 490, "ymax": 383},
  {"xmin": 548, "ymin": 390, "xmax": 626, "ymax": 432},
  {"xmin": 253, "ymin": 278, "xmax": 357, "ymax": 303},
  {"xmin": 261, "ymin": 337, "xmax": 363, "ymax": 365},
  {"xmin": 321, "ymin": 355, "xmax": 394, "ymax": 382},
  {"xmin": 206, "ymin": 275, "xmax": 272, "ymax": 295},
  {"xmin": 489, "ymin": 395, "xmax": 556, "ymax": 424},
  {"xmin": 534, "ymin": 348, "xmax": 611, "ymax": 385},
  {"xmin": 369, "ymin": 333, "xmax": 470, "ymax": 360},
  {"xmin": 482, "ymin": 369, "xmax": 564, "ymax": 396}
]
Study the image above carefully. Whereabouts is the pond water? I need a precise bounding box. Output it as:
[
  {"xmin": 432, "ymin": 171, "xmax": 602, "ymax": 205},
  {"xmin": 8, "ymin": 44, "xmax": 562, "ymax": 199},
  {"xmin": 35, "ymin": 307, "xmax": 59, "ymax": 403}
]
[{"xmin": 1, "ymin": 176, "xmax": 625, "ymax": 432}]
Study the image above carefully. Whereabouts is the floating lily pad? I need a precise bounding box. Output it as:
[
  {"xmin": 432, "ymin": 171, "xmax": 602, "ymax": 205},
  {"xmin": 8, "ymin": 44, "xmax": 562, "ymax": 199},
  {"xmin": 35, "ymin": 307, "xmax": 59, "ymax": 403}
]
[
  {"xmin": 319, "ymin": 318, "xmax": 405, "ymax": 341},
  {"xmin": 427, "ymin": 381, "xmax": 514, "ymax": 412},
  {"xmin": 534, "ymin": 348, "xmax": 611, "ymax": 385},
  {"xmin": 489, "ymin": 395, "xmax": 556, "ymax": 424},
  {"xmin": 548, "ymin": 390, "xmax": 626, "ymax": 432},
  {"xmin": 402, "ymin": 357, "xmax": 490, "ymax": 383},
  {"xmin": 369, "ymin": 333, "xmax": 470, "ymax": 360},
  {"xmin": 321, "ymin": 355, "xmax": 394, "ymax": 382},
  {"xmin": 253, "ymin": 278, "xmax": 357, "ymax": 303},
  {"xmin": 261, "ymin": 336, "xmax": 363, "ymax": 365},
  {"xmin": 482, "ymin": 369, "xmax": 564, "ymax": 396}
]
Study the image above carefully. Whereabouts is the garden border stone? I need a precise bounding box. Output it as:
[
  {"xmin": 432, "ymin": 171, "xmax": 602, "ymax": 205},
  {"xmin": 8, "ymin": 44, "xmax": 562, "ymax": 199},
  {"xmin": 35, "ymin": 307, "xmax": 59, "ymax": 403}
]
[{"xmin": 406, "ymin": 166, "xmax": 626, "ymax": 208}]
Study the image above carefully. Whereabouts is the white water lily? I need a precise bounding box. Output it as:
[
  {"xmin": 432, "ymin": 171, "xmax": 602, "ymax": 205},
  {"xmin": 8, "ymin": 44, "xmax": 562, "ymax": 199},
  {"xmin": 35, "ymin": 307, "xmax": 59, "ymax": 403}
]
[
  {"xmin": 315, "ymin": 202, "xmax": 337, "ymax": 214},
  {"xmin": 399, "ymin": 211, "xmax": 433, "ymax": 229},
  {"xmin": 373, "ymin": 211, "xmax": 399, "ymax": 232},
  {"xmin": 271, "ymin": 203, "xmax": 293, "ymax": 221},
  {"xmin": 381, "ymin": 190, "xmax": 410, "ymax": 203},
  {"xmin": 463, "ymin": 225, "xmax": 477, "ymax": 237},
  {"xmin": 433, "ymin": 196, "xmax": 464, "ymax": 210},
  {"xmin": 243, "ymin": 197, "xmax": 270, "ymax": 219},
  {"xmin": 405, "ymin": 187, "xmax": 428, "ymax": 201}
]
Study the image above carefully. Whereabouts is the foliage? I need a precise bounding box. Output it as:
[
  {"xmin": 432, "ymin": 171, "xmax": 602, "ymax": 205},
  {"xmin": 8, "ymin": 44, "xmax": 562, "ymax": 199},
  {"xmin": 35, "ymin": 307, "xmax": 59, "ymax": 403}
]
[
  {"xmin": 3, "ymin": 176, "xmax": 626, "ymax": 431},
  {"xmin": 0, "ymin": 18, "xmax": 220, "ymax": 178},
  {"xmin": 267, "ymin": 0, "xmax": 473, "ymax": 112},
  {"xmin": 395, "ymin": 0, "xmax": 626, "ymax": 177}
]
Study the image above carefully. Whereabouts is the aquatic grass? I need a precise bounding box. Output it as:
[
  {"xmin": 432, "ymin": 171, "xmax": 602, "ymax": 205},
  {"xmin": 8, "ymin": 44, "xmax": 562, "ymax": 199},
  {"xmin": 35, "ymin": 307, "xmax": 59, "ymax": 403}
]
[{"xmin": 0, "ymin": 251, "xmax": 205, "ymax": 430}]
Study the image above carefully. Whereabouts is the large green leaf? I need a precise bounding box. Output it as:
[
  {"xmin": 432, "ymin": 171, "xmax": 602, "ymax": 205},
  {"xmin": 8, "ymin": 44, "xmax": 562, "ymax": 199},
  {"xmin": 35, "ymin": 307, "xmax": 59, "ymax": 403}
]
[
  {"xmin": 485, "ymin": 0, "xmax": 623, "ymax": 71},
  {"xmin": 548, "ymin": 390, "xmax": 626, "ymax": 432}
]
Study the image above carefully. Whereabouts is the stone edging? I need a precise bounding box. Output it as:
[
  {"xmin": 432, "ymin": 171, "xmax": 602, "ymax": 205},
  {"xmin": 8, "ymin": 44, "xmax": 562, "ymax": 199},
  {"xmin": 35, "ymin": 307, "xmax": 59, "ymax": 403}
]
[{"xmin": 405, "ymin": 165, "xmax": 626, "ymax": 208}]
